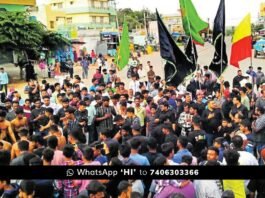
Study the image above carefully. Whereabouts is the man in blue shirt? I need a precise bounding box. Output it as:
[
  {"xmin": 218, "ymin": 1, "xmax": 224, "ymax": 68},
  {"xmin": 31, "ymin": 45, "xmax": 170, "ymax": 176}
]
[
  {"xmin": 173, "ymin": 136, "xmax": 192, "ymax": 164},
  {"xmin": 129, "ymin": 138, "xmax": 150, "ymax": 166},
  {"xmin": 0, "ymin": 68, "xmax": 9, "ymax": 95}
]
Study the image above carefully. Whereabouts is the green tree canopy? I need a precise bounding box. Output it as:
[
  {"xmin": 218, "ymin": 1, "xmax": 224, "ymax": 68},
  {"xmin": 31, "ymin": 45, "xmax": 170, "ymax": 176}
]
[{"xmin": 0, "ymin": 11, "xmax": 70, "ymax": 60}]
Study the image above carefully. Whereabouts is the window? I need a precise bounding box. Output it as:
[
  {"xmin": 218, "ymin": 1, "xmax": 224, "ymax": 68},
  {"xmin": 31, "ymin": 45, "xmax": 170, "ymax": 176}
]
[
  {"xmin": 57, "ymin": 3, "xmax": 63, "ymax": 8},
  {"xmin": 50, "ymin": 21, "xmax": 55, "ymax": 29},
  {"xmin": 100, "ymin": 2, "xmax": 104, "ymax": 8},
  {"xmin": 67, "ymin": 18, "xmax": 72, "ymax": 24},
  {"xmin": 70, "ymin": 1, "xmax": 74, "ymax": 5},
  {"xmin": 92, "ymin": 16, "xmax": 96, "ymax": 23},
  {"xmin": 100, "ymin": 17, "xmax": 104, "ymax": 23}
]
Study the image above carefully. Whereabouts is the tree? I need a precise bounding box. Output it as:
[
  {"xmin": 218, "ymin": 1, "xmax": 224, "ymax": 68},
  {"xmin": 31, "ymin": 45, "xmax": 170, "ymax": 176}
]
[
  {"xmin": 0, "ymin": 11, "xmax": 70, "ymax": 60},
  {"xmin": 117, "ymin": 8, "xmax": 156, "ymax": 32}
]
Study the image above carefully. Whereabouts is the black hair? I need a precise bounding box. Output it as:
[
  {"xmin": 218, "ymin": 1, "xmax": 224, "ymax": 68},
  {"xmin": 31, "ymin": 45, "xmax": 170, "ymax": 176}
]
[
  {"xmin": 23, "ymin": 153, "xmax": 37, "ymax": 166},
  {"xmin": 20, "ymin": 180, "xmax": 36, "ymax": 195},
  {"xmin": 223, "ymin": 149, "xmax": 240, "ymax": 166},
  {"xmin": 45, "ymin": 107, "xmax": 54, "ymax": 115},
  {"xmin": 29, "ymin": 156, "xmax": 43, "ymax": 166},
  {"xmin": 47, "ymin": 136, "xmax": 58, "ymax": 150},
  {"xmin": 147, "ymin": 137, "xmax": 157, "ymax": 150},
  {"xmin": 63, "ymin": 144, "xmax": 75, "ymax": 158},
  {"xmin": 83, "ymin": 146, "xmax": 94, "ymax": 161},
  {"xmin": 127, "ymin": 107, "xmax": 135, "ymax": 113},
  {"xmin": 42, "ymin": 148, "xmax": 54, "ymax": 162},
  {"xmin": 130, "ymin": 138, "xmax": 141, "ymax": 150},
  {"xmin": 233, "ymin": 95, "xmax": 241, "ymax": 102},
  {"xmin": 18, "ymin": 140, "xmax": 29, "ymax": 152},
  {"xmin": 161, "ymin": 142, "xmax": 174, "ymax": 157},
  {"xmin": 19, "ymin": 129, "xmax": 29, "ymax": 137},
  {"xmin": 208, "ymin": 146, "xmax": 219, "ymax": 156},
  {"xmin": 119, "ymin": 143, "xmax": 131, "ymax": 158},
  {"xmin": 240, "ymin": 119, "xmax": 251, "ymax": 130},
  {"xmin": 231, "ymin": 135, "xmax": 243, "ymax": 149},
  {"xmin": 65, "ymin": 107, "xmax": 76, "ymax": 114},
  {"xmin": 181, "ymin": 155, "xmax": 193, "ymax": 165},
  {"xmin": 110, "ymin": 157, "xmax": 123, "ymax": 166},
  {"xmin": 178, "ymin": 136, "xmax": 189, "ymax": 148},
  {"xmin": 153, "ymin": 156, "xmax": 167, "ymax": 166}
]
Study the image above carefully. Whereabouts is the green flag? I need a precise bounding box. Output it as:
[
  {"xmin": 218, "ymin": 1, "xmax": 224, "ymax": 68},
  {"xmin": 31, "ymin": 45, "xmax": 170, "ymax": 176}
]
[
  {"xmin": 115, "ymin": 21, "xmax": 130, "ymax": 71},
  {"xmin": 179, "ymin": 0, "xmax": 208, "ymax": 45}
]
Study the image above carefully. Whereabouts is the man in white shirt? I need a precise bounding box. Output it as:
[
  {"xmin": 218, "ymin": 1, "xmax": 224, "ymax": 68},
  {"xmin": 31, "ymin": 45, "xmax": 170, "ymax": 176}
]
[
  {"xmin": 42, "ymin": 96, "xmax": 60, "ymax": 115},
  {"xmin": 129, "ymin": 74, "xmax": 141, "ymax": 95}
]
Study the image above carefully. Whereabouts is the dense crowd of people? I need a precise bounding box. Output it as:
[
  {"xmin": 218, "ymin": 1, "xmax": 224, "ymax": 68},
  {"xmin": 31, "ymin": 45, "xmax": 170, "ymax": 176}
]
[{"xmin": 0, "ymin": 55, "xmax": 265, "ymax": 198}]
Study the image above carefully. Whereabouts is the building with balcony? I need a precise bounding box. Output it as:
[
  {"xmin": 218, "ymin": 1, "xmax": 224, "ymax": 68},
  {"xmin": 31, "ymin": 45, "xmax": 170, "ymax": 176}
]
[
  {"xmin": 29, "ymin": 4, "xmax": 66, "ymax": 30},
  {"xmin": 48, "ymin": 0, "xmax": 117, "ymax": 37},
  {"xmin": 0, "ymin": 0, "xmax": 36, "ymax": 11}
]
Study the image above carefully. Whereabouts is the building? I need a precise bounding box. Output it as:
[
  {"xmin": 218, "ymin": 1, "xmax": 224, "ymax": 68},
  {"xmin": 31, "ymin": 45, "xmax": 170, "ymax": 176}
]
[
  {"xmin": 48, "ymin": 0, "xmax": 117, "ymax": 38},
  {"xmin": 162, "ymin": 13, "xmax": 183, "ymax": 34},
  {"xmin": 258, "ymin": 2, "xmax": 265, "ymax": 25},
  {"xmin": 29, "ymin": 4, "xmax": 66, "ymax": 31},
  {"xmin": 0, "ymin": 0, "xmax": 36, "ymax": 11}
]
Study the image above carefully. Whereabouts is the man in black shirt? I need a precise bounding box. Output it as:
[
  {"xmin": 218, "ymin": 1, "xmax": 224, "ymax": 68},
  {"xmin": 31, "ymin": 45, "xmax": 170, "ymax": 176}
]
[
  {"xmin": 57, "ymin": 98, "xmax": 69, "ymax": 127},
  {"xmin": 230, "ymin": 95, "xmax": 248, "ymax": 120},
  {"xmin": 30, "ymin": 99, "xmax": 48, "ymax": 134},
  {"xmin": 248, "ymin": 180, "xmax": 265, "ymax": 198},
  {"xmin": 202, "ymin": 100, "xmax": 222, "ymax": 146},
  {"xmin": 142, "ymin": 137, "xmax": 162, "ymax": 165},
  {"xmin": 232, "ymin": 70, "xmax": 248, "ymax": 88},
  {"xmin": 188, "ymin": 116, "xmax": 207, "ymax": 158}
]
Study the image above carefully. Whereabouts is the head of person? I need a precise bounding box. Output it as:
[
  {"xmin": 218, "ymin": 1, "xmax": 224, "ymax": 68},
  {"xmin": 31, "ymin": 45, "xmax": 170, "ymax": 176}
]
[
  {"xmin": 234, "ymin": 113, "xmax": 244, "ymax": 124},
  {"xmin": 47, "ymin": 135, "xmax": 58, "ymax": 150},
  {"xmin": 4, "ymin": 99, "xmax": 12, "ymax": 109},
  {"xmin": 131, "ymin": 74, "xmax": 137, "ymax": 81},
  {"xmin": 126, "ymin": 107, "xmax": 135, "ymax": 118},
  {"xmin": 130, "ymin": 138, "xmax": 141, "ymax": 152},
  {"xmin": 183, "ymin": 104, "xmax": 190, "ymax": 113},
  {"xmin": 63, "ymin": 144, "xmax": 75, "ymax": 160},
  {"xmin": 19, "ymin": 180, "xmax": 36, "ymax": 198},
  {"xmin": 160, "ymin": 101, "xmax": 169, "ymax": 112},
  {"xmin": 43, "ymin": 96, "xmax": 50, "ymax": 106},
  {"xmin": 42, "ymin": 148, "xmax": 54, "ymax": 164},
  {"xmin": 239, "ymin": 87, "xmax": 247, "ymax": 96},
  {"xmin": 208, "ymin": 100, "xmax": 216, "ymax": 110},
  {"xmin": 99, "ymin": 130, "xmax": 111, "ymax": 141},
  {"xmin": 207, "ymin": 146, "xmax": 219, "ymax": 161},
  {"xmin": 162, "ymin": 123, "xmax": 172, "ymax": 135},
  {"xmin": 102, "ymin": 96, "xmax": 110, "ymax": 107},
  {"xmin": 177, "ymin": 136, "xmax": 188, "ymax": 150},
  {"xmin": 161, "ymin": 142, "xmax": 174, "ymax": 159},
  {"xmin": 153, "ymin": 156, "xmax": 168, "ymax": 166},
  {"xmin": 18, "ymin": 140, "xmax": 29, "ymax": 154},
  {"xmin": 239, "ymin": 119, "xmax": 251, "ymax": 133},
  {"xmin": 231, "ymin": 135, "xmax": 243, "ymax": 150},
  {"xmin": 0, "ymin": 68, "xmax": 4, "ymax": 73},
  {"xmin": 213, "ymin": 137, "xmax": 224, "ymax": 149},
  {"xmin": 44, "ymin": 107, "xmax": 53, "ymax": 117},
  {"xmin": 223, "ymin": 149, "xmax": 240, "ymax": 166},
  {"xmin": 65, "ymin": 107, "xmax": 75, "ymax": 120},
  {"xmin": 87, "ymin": 180, "xmax": 106, "ymax": 198},
  {"xmin": 237, "ymin": 70, "xmax": 242, "ymax": 76},
  {"xmin": 15, "ymin": 107, "xmax": 24, "ymax": 119},
  {"xmin": 192, "ymin": 116, "xmax": 201, "ymax": 129},
  {"xmin": 119, "ymin": 143, "xmax": 131, "ymax": 159},
  {"xmin": 0, "ymin": 110, "xmax": 7, "ymax": 122},
  {"xmin": 131, "ymin": 124, "xmax": 141, "ymax": 136},
  {"xmin": 82, "ymin": 146, "xmax": 94, "ymax": 162},
  {"xmin": 256, "ymin": 106, "xmax": 265, "ymax": 116}
]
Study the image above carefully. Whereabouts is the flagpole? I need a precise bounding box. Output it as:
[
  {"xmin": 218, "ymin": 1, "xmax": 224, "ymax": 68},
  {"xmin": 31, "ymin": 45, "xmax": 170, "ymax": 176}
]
[
  {"xmin": 220, "ymin": 34, "xmax": 224, "ymax": 75},
  {"xmin": 184, "ymin": 0, "xmax": 198, "ymax": 70}
]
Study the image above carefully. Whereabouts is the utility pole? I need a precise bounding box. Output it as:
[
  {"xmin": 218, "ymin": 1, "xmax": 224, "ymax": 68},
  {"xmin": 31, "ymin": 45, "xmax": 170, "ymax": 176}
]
[
  {"xmin": 207, "ymin": 18, "xmax": 210, "ymax": 39},
  {"xmin": 112, "ymin": 0, "xmax": 120, "ymax": 41}
]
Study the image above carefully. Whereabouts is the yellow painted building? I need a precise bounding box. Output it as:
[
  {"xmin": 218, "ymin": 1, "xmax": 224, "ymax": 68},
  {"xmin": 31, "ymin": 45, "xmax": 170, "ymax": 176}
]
[
  {"xmin": 48, "ymin": 0, "xmax": 117, "ymax": 33},
  {"xmin": 29, "ymin": 5, "xmax": 66, "ymax": 30}
]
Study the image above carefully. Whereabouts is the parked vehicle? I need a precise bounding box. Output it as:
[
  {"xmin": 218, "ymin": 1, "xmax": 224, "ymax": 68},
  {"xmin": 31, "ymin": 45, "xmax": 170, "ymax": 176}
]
[{"xmin": 254, "ymin": 39, "xmax": 265, "ymax": 58}]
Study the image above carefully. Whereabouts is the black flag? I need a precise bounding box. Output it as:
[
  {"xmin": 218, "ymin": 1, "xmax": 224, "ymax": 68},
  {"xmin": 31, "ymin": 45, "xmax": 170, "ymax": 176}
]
[
  {"xmin": 156, "ymin": 10, "xmax": 196, "ymax": 87},
  {"xmin": 209, "ymin": 0, "xmax": 228, "ymax": 76},
  {"xmin": 185, "ymin": 37, "xmax": 198, "ymax": 66}
]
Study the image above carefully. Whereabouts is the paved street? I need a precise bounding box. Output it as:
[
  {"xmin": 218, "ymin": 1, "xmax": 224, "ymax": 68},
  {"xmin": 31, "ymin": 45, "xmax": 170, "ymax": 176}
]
[{"xmin": 2, "ymin": 37, "xmax": 264, "ymax": 98}]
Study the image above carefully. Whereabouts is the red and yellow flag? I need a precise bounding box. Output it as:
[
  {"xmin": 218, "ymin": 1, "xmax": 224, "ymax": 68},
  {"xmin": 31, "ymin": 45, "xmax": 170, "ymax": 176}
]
[{"xmin": 230, "ymin": 14, "xmax": 252, "ymax": 67}]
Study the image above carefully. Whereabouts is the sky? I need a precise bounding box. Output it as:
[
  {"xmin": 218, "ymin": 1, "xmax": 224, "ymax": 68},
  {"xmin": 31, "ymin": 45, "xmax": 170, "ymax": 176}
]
[{"xmin": 37, "ymin": 0, "xmax": 264, "ymax": 26}]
